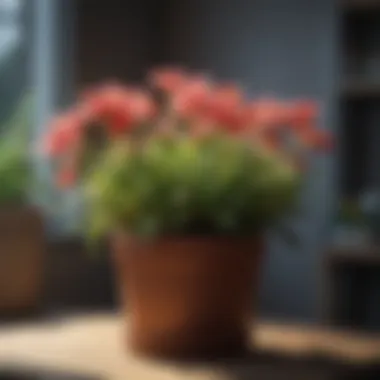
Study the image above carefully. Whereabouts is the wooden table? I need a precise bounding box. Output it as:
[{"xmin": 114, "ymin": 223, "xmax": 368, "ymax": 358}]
[{"xmin": 1, "ymin": 313, "xmax": 380, "ymax": 380}]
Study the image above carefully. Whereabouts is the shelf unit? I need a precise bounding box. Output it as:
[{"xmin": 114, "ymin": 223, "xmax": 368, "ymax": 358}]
[
  {"xmin": 340, "ymin": 0, "xmax": 380, "ymax": 197},
  {"xmin": 328, "ymin": 0, "xmax": 380, "ymax": 332},
  {"xmin": 342, "ymin": 0, "xmax": 380, "ymax": 12},
  {"xmin": 343, "ymin": 80, "xmax": 380, "ymax": 99}
]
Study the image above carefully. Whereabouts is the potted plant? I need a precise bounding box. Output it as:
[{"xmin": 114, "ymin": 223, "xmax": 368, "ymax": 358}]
[
  {"xmin": 43, "ymin": 68, "xmax": 331, "ymax": 359},
  {"xmin": 0, "ymin": 95, "xmax": 45, "ymax": 316}
]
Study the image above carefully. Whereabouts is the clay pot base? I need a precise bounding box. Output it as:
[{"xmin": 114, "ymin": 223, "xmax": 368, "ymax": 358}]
[{"xmin": 113, "ymin": 236, "xmax": 263, "ymax": 362}]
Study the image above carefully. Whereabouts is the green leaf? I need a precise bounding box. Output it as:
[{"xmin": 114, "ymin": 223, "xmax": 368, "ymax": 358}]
[{"xmin": 0, "ymin": 93, "xmax": 34, "ymax": 205}]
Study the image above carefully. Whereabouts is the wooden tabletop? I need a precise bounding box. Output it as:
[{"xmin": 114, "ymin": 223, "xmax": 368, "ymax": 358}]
[{"xmin": 1, "ymin": 313, "xmax": 380, "ymax": 380}]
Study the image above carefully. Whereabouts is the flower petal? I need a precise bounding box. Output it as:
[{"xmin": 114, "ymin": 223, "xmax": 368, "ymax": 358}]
[
  {"xmin": 43, "ymin": 111, "xmax": 84, "ymax": 156},
  {"xmin": 149, "ymin": 67, "xmax": 188, "ymax": 93}
]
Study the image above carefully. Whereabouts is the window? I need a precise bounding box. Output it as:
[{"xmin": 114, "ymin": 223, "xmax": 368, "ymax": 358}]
[
  {"xmin": 0, "ymin": 0, "xmax": 25, "ymax": 131},
  {"xmin": 0, "ymin": 0, "xmax": 79, "ymax": 235}
]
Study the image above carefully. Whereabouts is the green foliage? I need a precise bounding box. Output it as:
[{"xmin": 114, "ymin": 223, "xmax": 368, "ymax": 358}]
[
  {"xmin": 0, "ymin": 94, "xmax": 33, "ymax": 206},
  {"xmin": 85, "ymin": 136, "xmax": 301, "ymax": 240}
]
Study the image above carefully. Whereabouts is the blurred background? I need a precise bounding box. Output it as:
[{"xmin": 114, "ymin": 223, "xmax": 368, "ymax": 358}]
[{"xmin": 0, "ymin": 0, "xmax": 380, "ymax": 340}]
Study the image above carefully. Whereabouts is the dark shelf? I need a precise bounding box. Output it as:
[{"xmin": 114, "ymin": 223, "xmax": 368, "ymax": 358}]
[
  {"xmin": 342, "ymin": 0, "xmax": 380, "ymax": 12},
  {"xmin": 327, "ymin": 245, "xmax": 380, "ymax": 266},
  {"xmin": 342, "ymin": 80, "xmax": 380, "ymax": 99}
]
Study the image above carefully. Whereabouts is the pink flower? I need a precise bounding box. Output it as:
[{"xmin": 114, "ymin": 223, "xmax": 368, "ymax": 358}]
[
  {"xmin": 128, "ymin": 89, "xmax": 157, "ymax": 123},
  {"xmin": 82, "ymin": 84, "xmax": 155, "ymax": 135},
  {"xmin": 83, "ymin": 84, "xmax": 133, "ymax": 133},
  {"xmin": 212, "ymin": 84, "xmax": 244, "ymax": 109},
  {"xmin": 208, "ymin": 105, "xmax": 247, "ymax": 132},
  {"xmin": 288, "ymin": 101, "xmax": 319, "ymax": 131},
  {"xmin": 43, "ymin": 111, "xmax": 85, "ymax": 156},
  {"xmin": 201, "ymin": 84, "xmax": 247, "ymax": 132},
  {"xmin": 172, "ymin": 78, "xmax": 249, "ymax": 133},
  {"xmin": 248, "ymin": 99, "xmax": 289, "ymax": 127},
  {"xmin": 149, "ymin": 67, "xmax": 188, "ymax": 94},
  {"xmin": 172, "ymin": 76, "xmax": 213, "ymax": 119}
]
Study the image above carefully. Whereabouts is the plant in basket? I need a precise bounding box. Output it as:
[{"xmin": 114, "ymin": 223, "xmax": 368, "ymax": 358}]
[
  {"xmin": 0, "ymin": 95, "xmax": 45, "ymax": 316},
  {"xmin": 43, "ymin": 67, "xmax": 332, "ymax": 360}
]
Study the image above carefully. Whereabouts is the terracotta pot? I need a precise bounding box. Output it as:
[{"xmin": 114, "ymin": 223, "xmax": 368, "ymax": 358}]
[
  {"xmin": 0, "ymin": 207, "xmax": 45, "ymax": 315},
  {"xmin": 112, "ymin": 235, "xmax": 263, "ymax": 360}
]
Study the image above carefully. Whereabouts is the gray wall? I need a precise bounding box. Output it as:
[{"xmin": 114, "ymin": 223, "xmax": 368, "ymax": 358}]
[{"xmin": 163, "ymin": 0, "xmax": 339, "ymax": 322}]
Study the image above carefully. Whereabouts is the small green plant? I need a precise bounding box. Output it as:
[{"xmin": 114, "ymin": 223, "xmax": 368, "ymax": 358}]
[
  {"xmin": 0, "ymin": 95, "xmax": 33, "ymax": 206},
  {"xmin": 42, "ymin": 68, "xmax": 332, "ymax": 240}
]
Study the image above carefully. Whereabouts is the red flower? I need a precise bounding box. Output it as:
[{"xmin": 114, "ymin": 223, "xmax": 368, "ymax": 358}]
[
  {"xmin": 83, "ymin": 84, "xmax": 134, "ymax": 134},
  {"xmin": 83, "ymin": 84, "xmax": 155, "ymax": 135},
  {"xmin": 203, "ymin": 85, "xmax": 247, "ymax": 132},
  {"xmin": 149, "ymin": 67, "xmax": 188, "ymax": 94},
  {"xmin": 248, "ymin": 99, "xmax": 289, "ymax": 127},
  {"xmin": 128, "ymin": 90, "xmax": 157, "ymax": 122},
  {"xmin": 172, "ymin": 76, "xmax": 213, "ymax": 119},
  {"xmin": 43, "ymin": 111, "xmax": 85, "ymax": 156},
  {"xmin": 173, "ymin": 80, "xmax": 248, "ymax": 132},
  {"xmin": 289, "ymin": 101, "xmax": 319, "ymax": 131},
  {"xmin": 209, "ymin": 105, "xmax": 247, "ymax": 132},
  {"xmin": 212, "ymin": 84, "xmax": 244, "ymax": 109}
]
